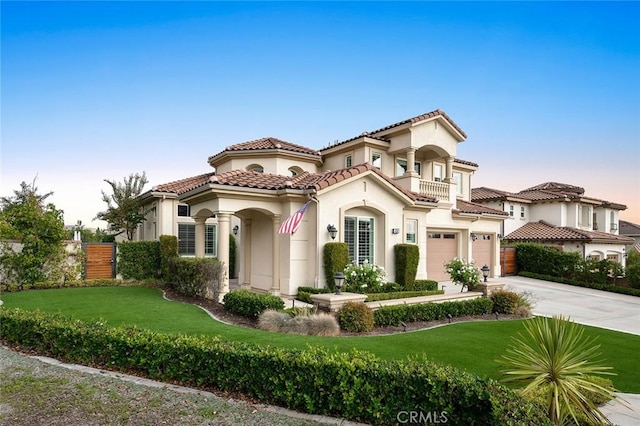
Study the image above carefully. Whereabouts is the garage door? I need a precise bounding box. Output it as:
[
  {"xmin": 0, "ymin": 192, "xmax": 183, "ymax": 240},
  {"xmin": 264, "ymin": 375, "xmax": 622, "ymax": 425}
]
[
  {"xmin": 426, "ymin": 232, "xmax": 457, "ymax": 281},
  {"xmin": 472, "ymin": 234, "xmax": 492, "ymax": 275}
]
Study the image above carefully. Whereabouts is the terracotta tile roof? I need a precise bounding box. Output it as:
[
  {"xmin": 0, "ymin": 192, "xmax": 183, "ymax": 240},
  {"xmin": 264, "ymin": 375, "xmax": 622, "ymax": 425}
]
[
  {"xmin": 504, "ymin": 221, "xmax": 634, "ymax": 244},
  {"xmin": 454, "ymin": 158, "xmax": 478, "ymax": 167},
  {"xmin": 454, "ymin": 199, "xmax": 508, "ymax": 216},
  {"xmin": 367, "ymin": 109, "xmax": 467, "ymax": 139},
  {"xmin": 208, "ymin": 137, "xmax": 321, "ymax": 163},
  {"xmin": 514, "ymin": 189, "xmax": 578, "ymax": 202},
  {"xmin": 522, "ymin": 182, "xmax": 584, "ymax": 194},
  {"xmin": 321, "ymin": 109, "xmax": 466, "ymax": 151},
  {"xmin": 160, "ymin": 163, "xmax": 438, "ymax": 204},
  {"xmin": 152, "ymin": 172, "xmax": 216, "ymax": 194},
  {"xmin": 620, "ymin": 220, "xmax": 640, "ymax": 236},
  {"xmin": 471, "ymin": 187, "xmax": 513, "ymax": 201}
]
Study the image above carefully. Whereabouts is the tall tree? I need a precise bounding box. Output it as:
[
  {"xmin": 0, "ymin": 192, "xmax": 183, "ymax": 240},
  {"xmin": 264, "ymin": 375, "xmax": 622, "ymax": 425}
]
[
  {"xmin": 0, "ymin": 178, "xmax": 67, "ymax": 286},
  {"xmin": 95, "ymin": 172, "xmax": 148, "ymax": 241}
]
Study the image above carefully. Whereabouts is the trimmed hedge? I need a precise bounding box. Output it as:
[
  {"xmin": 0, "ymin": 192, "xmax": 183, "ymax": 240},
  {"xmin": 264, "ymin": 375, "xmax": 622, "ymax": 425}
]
[
  {"xmin": 373, "ymin": 298, "xmax": 494, "ymax": 327},
  {"xmin": 323, "ymin": 242, "xmax": 349, "ymax": 290},
  {"xmin": 336, "ymin": 302, "xmax": 374, "ymax": 332},
  {"xmin": 518, "ymin": 271, "xmax": 640, "ymax": 297},
  {"xmin": 365, "ymin": 290, "xmax": 444, "ymax": 302},
  {"xmin": 296, "ymin": 286, "xmax": 333, "ymax": 304},
  {"xmin": 117, "ymin": 241, "xmax": 160, "ymax": 280},
  {"xmin": 0, "ymin": 308, "xmax": 549, "ymax": 425},
  {"xmin": 394, "ymin": 244, "xmax": 419, "ymax": 289},
  {"xmin": 166, "ymin": 257, "xmax": 221, "ymax": 298},
  {"xmin": 223, "ymin": 290, "xmax": 285, "ymax": 318},
  {"xmin": 159, "ymin": 235, "xmax": 178, "ymax": 281},
  {"xmin": 0, "ymin": 278, "xmax": 125, "ymax": 293},
  {"xmin": 412, "ymin": 279, "xmax": 439, "ymax": 291}
]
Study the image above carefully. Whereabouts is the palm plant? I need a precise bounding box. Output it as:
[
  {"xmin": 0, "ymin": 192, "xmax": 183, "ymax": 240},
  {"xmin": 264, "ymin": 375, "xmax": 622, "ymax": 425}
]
[{"xmin": 497, "ymin": 315, "xmax": 622, "ymax": 425}]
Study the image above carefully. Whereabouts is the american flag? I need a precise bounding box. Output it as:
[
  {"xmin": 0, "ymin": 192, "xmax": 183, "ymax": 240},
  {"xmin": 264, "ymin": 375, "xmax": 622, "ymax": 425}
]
[{"xmin": 278, "ymin": 201, "xmax": 312, "ymax": 235}]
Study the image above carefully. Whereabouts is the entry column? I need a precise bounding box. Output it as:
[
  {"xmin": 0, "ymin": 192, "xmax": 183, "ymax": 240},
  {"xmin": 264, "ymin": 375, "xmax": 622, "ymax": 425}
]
[
  {"xmin": 217, "ymin": 212, "xmax": 231, "ymax": 302},
  {"xmin": 271, "ymin": 214, "xmax": 281, "ymax": 296}
]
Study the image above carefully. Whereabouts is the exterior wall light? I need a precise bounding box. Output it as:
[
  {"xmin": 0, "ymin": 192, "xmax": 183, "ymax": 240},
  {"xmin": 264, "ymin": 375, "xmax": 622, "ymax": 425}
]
[
  {"xmin": 471, "ymin": 232, "xmax": 478, "ymax": 241},
  {"xmin": 233, "ymin": 225, "xmax": 239, "ymax": 235},
  {"xmin": 327, "ymin": 224, "xmax": 337, "ymax": 240},
  {"xmin": 334, "ymin": 271, "xmax": 345, "ymax": 295},
  {"xmin": 481, "ymin": 264, "xmax": 490, "ymax": 282}
]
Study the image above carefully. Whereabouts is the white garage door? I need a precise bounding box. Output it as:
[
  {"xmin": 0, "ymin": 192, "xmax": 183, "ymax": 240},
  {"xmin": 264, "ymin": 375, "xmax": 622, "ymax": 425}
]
[
  {"xmin": 472, "ymin": 234, "xmax": 492, "ymax": 274},
  {"xmin": 427, "ymin": 232, "xmax": 457, "ymax": 281}
]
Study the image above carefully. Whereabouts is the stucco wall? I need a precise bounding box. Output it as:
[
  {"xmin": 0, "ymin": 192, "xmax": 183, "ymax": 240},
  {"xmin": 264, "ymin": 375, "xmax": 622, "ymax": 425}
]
[{"xmin": 529, "ymin": 203, "xmax": 566, "ymax": 226}]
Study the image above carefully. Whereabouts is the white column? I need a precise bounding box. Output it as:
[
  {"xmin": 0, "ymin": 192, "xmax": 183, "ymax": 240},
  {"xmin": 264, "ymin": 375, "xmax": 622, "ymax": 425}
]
[
  {"xmin": 217, "ymin": 212, "xmax": 231, "ymax": 302},
  {"xmin": 194, "ymin": 217, "xmax": 206, "ymax": 258},
  {"xmin": 444, "ymin": 156, "xmax": 454, "ymax": 183},
  {"xmin": 406, "ymin": 148, "xmax": 417, "ymax": 176},
  {"xmin": 271, "ymin": 215, "xmax": 281, "ymax": 296},
  {"xmin": 242, "ymin": 218, "xmax": 252, "ymax": 290}
]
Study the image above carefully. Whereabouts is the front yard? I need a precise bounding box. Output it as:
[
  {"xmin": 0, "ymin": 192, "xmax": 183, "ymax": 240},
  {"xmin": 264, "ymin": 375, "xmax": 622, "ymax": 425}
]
[{"xmin": 2, "ymin": 285, "xmax": 639, "ymax": 393}]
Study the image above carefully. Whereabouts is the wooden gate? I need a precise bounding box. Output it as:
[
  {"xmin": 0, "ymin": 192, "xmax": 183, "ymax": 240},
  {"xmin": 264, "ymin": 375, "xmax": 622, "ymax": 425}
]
[
  {"xmin": 500, "ymin": 247, "xmax": 517, "ymax": 276},
  {"xmin": 84, "ymin": 243, "xmax": 115, "ymax": 279}
]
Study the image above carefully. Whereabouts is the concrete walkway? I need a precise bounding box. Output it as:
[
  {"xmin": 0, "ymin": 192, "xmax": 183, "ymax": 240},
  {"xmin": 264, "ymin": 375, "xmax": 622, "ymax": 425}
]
[{"xmin": 499, "ymin": 275, "xmax": 640, "ymax": 425}]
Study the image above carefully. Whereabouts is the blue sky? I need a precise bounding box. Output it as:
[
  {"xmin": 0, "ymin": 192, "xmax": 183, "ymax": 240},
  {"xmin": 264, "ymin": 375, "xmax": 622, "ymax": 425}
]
[{"xmin": 2, "ymin": 1, "xmax": 639, "ymax": 227}]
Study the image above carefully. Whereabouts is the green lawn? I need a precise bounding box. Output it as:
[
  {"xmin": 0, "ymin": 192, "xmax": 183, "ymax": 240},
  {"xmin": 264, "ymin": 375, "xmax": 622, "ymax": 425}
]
[{"xmin": 2, "ymin": 286, "xmax": 639, "ymax": 393}]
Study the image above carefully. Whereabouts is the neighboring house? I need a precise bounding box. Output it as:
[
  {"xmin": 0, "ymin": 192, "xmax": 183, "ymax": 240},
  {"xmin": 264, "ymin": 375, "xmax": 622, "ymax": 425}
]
[
  {"xmin": 137, "ymin": 109, "xmax": 506, "ymax": 300},
  {"xmin": 471, "ymin": 183, "xmax": 634, "ymax": 266},
  {"xmin": 620, "ymin": 220, "xmax": 640, "ymax": 253}
]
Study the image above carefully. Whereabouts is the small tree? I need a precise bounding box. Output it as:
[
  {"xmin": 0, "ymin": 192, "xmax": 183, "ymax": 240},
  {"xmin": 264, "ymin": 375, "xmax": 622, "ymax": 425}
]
[
  {"xmin": 95, "ymin": 172, "xmax": 148, "ymax": 241},
  {"xmin": 0, "ymin": 179, "xmax": 67, "ymax": 286}
]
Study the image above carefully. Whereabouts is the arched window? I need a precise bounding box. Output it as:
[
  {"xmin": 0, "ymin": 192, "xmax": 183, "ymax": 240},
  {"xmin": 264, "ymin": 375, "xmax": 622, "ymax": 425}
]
[
  {"xmin": 247, "ymin": 164, "xmax": 264, "ymax": 173},
  {"xmin": 288, "ymin": 166, "xmax": 303, "ymax": 176}
]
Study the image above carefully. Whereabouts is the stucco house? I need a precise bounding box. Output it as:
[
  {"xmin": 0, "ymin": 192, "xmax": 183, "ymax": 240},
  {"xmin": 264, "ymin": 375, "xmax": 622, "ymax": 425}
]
[
  {"xmin": 471, "ymin": 183, "xmax": 633, "ymax": 266},
  {"xmin": 136, "ymin": 109, "xmax": 506, "ymax": 300},
  {"xmin": 620, "ymin": 220, "xmax": 640, "ymax": 253}
]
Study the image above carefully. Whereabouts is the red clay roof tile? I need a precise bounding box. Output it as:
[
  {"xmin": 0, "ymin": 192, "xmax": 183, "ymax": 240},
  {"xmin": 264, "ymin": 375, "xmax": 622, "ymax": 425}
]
[
  {"xmin": 454, "ymin": 199, "xmax": 508, "ymax": 216},
  {"xmin": 504, "ymin": 221, "xmax": 634, "ymax": 244}
]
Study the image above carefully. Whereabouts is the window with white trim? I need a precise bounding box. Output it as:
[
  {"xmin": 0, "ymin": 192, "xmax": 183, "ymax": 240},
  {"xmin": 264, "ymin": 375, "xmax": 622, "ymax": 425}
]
[
  {"xmin": 178, "ymin": 224, "xmax": 217, "ymax": 256},
  {"xmin": 345, "ymin": 155, "xmax": 352, "ymax": 168},
  {"xmin": 405, "ymin": 219, "xmax": 417, "ymax": 244},
  {"xmin": 396, "ymin": 158, "xmax": 408, "ymax": 176},
  {"xmin": 344, "ymin": 216, "xmax": 374, "ymax": 264},
  {"xmin": 453, "ymin": 172, "xmax": 463, "ymax": 196},
  {"xmin": 372, "ymin": 152, "xmax": 382, "ymax": 169},
  {"xmin": 178, "ymin": 204, "xmax": 190, "ymax": 217},
  {"xmin": 433, "ymin": 164, "xmax": 443, "ymax": 182},
  {"xmin": 509, "ymin": 205, "xmax": 514, "ymax": 217},
  {"xmin": 520, "ymin": 206, "xmax": 525, "ymax": 219},
  {"xmin": 414, "ymin": 161, "xmax": 421, "ymax": 177},
  {"xmin": 579, "ymin": 204, "xmax": 592, "ymax": 227}
]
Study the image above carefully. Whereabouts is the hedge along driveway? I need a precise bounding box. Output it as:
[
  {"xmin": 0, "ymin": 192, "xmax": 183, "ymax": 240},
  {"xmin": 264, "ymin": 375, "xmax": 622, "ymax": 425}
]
[{"xmin": 3, "ymin": 286, "xmax": 640, "ymax": 393}]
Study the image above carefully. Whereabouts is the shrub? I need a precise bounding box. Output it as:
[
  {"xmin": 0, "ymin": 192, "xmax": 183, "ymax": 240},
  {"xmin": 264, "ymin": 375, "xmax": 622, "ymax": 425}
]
[
  {"xmin": 336, "ymin": 302, "xmax": 374, "ymax": 332},
  {"xmin": 444, "ymin": 258, "xmax": 480, "ymax": 291},
  {"xmin": 626, "ymin": 250, "xmax": 640, "ymax": 289},
  {"xmin": 344, "ymin": 260, "xmax": 387, "ymax": 293},
  {"xmin": 166, "ymin": 257, "xmax": 221, "ymax": 298},
  {"xmin": 518, "ymin": 271, "xmax": 640, "ymax": 297},
  {"xmin": 364, "ymin": 290, "xmax": 444, "ymax": 302},
  {"xmin": 158, "ymin": 235, "xmax": 178, "ymax": 281},
  {"xmin": 413, "ymin": 279, "xmax": 439, "ymax": 291},
  {"xmin": 0, "ymin": 308, "xmax": 550, "ymax": 425},
  {"xmin": 296, "ymin": 286, "xmax": 332, "ymax": 303},
  {"xmin": 323, "ymin": 242, "xmax": 349, "ymax": 290},
  {"xmin": 223, "ymin": 290, "xmax": 285, "ymax": 318},
  {"xmin": 374, "ymin": 298, "xmax": 494, "ymax": 327},
  {"xmin": 490, "ymin": 290, "xmax": 521, "ymax": 314},
  {"xmin": 258, "ymin": 309, "xmax": 339, "ymax": 336},
  {"xmin": 394, "ymin": 244, "xmax": 419, "ymax": 289},
  {"xmin": 0, "ymin": 278, "xmax": 124, "ymax": 293},
  {"xmin": 229, "ymin": 234, "xmax": 237, "ymax": 279},
  {"xmin": 117, "ymin": 241, "xmax": 160, "ymax": 280}
]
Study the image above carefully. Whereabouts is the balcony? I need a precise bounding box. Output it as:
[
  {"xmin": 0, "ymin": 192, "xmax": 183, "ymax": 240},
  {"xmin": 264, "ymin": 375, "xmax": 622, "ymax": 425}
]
[{"xmin": 419, "ymin": 179, "xmax": 450, "ymax": 200}]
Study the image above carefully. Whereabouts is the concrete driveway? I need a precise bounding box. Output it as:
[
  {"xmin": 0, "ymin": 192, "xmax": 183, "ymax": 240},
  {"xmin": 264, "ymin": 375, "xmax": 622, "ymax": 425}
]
[
  {"xmin": 500, "ymin": 276, "xmax": 640, "ymax": 336},
  {"xmin": 499, "ymin": 276, "xmax": 640, "ymax": 425}
]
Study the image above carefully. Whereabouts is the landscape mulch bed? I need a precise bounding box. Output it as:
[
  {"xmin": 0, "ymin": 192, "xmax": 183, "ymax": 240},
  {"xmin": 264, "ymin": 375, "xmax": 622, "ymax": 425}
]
[{"xmin": 163, "ymin": 289, "xmax": 522, "ymax": 336}]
